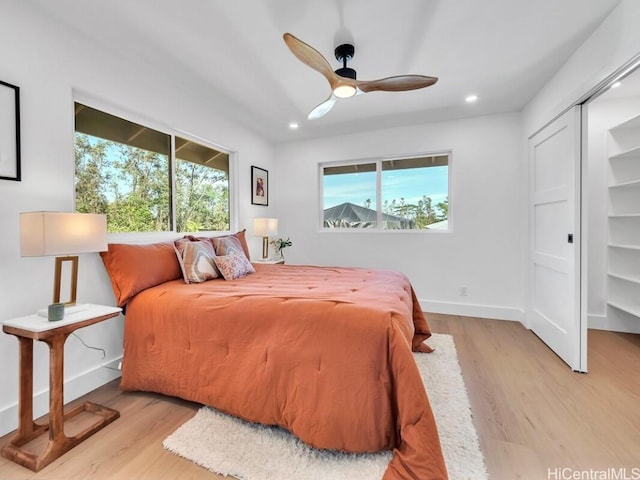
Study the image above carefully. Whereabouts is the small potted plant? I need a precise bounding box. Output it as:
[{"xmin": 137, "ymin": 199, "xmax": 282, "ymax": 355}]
[{"xmin": 270, "ymin": 237, "xmax": 292, "ymax": 261}]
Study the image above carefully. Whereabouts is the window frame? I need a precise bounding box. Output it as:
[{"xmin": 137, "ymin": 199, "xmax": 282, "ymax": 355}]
[
  {"xmin": 318, "ymin": 150, "xmax": 452, "ymax": 233},
  {"xmin": 72, "ymin": 95, "xmax": 237, "ymax": 239}
]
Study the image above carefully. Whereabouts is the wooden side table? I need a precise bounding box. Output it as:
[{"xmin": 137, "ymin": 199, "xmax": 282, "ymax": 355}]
[{"xmin": 1, "ymin": 304, "xmax": 122, "ymax": 472}]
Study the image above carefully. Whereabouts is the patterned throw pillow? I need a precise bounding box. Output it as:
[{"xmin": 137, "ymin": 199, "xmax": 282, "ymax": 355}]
[
  {"xmin": 213, "ymin": 252, "xmax": 256, "ymax": 281},
  {"xmin": 174, "ymin": 238, "xmax": 219, "ymax": 283},
  {"xmin": 212, "ymin": 235, "xmax": 247, "ymax": 258},
  {"xmin": 210, "ymin": 230, "xmax": 251, "ymax": 261}
]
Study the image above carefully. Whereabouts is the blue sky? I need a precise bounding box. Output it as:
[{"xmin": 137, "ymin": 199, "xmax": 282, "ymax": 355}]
[{"xmin": 323, "ymin": 165, "xmax": 448, "ymax": 209}]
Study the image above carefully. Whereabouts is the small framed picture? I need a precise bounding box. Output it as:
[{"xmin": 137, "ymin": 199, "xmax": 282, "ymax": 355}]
[
  {"xmin": 0, "ymin": 80, "xmax": 21, "ymax": 182},
  {"xmin": 251, "ymin": 166, "xmax": 268, "ymax": 206}
]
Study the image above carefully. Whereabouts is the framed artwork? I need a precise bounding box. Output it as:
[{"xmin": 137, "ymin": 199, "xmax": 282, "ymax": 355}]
[
  {"xmin": 251, "ymin": 166, "xmax": 269, "ymax": 206},
  {"xmin": 0, "ymin": 80, "xmax": 20, "ymax": 181}
]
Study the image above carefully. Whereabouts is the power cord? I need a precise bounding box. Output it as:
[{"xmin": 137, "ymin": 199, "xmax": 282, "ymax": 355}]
[
  {"xmin": 71, "ymin": 332, "xmax": 121, "ymax": 372},
  {"xmin": 72, "ymin": 332, "xmax": 106, "ymax": 358}
]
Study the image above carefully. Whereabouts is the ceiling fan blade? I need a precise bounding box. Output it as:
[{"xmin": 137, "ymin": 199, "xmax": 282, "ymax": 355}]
[
  {"xmin": 308, "ymin": 95, "xmax": 337, "ymax": 120},
  {"xmin": 283, "ymin": 33, "xmax": 339, "ymax": 88},
  {"xmin": 356, "ymin": 75, "xmax": 438, "ymax": 93}
]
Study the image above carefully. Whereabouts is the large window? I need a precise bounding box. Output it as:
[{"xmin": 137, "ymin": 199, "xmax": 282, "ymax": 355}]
[
  {"xmin": 321, "ymin": 153, "xmax": 449, "ymax": 230},
  {"xmin": 74, "ymin": 103, "xmax": 230, "ymax": 233}
]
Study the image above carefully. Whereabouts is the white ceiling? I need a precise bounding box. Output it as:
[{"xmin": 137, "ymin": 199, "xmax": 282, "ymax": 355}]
[{"xmin": 27, "ymin": 0, "xmax": 622, "ymax": 142}]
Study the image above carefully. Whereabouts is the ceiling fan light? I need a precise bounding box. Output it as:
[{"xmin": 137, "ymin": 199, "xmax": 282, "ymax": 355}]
[{"xmin": 333, "ymin": 85, "xmax": 357, "ymax": 98}]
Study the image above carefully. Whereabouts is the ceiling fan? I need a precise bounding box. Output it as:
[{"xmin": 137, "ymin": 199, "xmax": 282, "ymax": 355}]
[{"xmin": 283, "ymin": 32, "xmax": 438, "ymax": 120}]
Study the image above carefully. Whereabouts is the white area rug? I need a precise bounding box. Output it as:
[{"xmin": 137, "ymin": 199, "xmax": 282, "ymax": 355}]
[{"xmin": 163, "ymin": 333, "xmax": 488, "ymax": 480}]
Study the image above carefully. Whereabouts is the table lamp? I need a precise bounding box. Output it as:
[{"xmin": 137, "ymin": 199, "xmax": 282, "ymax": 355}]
[
  {"xmin": 252, "ymin": 217, "xmax": 278, "ymax": 259},
  {"xmin": 20, "ymin": 212, "xmax": 108, "ymax": 313}
]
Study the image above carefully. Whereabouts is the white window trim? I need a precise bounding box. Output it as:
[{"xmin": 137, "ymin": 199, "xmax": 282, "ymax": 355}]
[
  {"xmin": 318, "ymin": 150, "xmax": 452, "ymax": 233},
  {"xmin": 72, "ymin": 92, "xmax": 238, "ymax": 241}
]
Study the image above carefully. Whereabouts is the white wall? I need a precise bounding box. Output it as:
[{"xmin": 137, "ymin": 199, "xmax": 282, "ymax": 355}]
[
  {"xmin": 523, "ymin": 0, "xmax": 640, "ymax": 137},
  {"xmin": 275, "ymin": 113, "xmax": 524, "ymax": 321},
  {"xmin": 586, "ymin": 96, "xmax": 640, "ymax": 329},
  {"xmin": 0, "ymin": 1, "xmax": 276, "ymax": 436}
]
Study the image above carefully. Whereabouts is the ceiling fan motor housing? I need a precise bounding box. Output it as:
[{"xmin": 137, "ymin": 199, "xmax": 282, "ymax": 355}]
[
  {"xmin": 335, "ymin": 67, "xmax": 356, "ymax": 79},
  {"xmin": 335, "ymin": 43, "xmax": 356, "ymax": 79}
]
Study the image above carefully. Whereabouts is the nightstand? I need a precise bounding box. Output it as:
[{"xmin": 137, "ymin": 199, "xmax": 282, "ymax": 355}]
[
  {"xmin": 253, "ymin": 258, "xmax": 285, "ymax": 265},
  {"xmin": 1, "ymin": 304, "xmax": 122, "ymax": 472}
]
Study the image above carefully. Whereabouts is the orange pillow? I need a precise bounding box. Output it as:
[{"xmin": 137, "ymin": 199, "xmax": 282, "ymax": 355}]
[{"xmin": 100, "ymin": 242, "xmax": 182, "ymax": 306}]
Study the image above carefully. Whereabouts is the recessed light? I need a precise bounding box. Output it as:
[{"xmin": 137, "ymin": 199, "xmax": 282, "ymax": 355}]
[
  {"xmin": 610, "ymin": 81, "xmax": 622, "ymax": 89},
  {"xmin": 289, "ymin": 122, "xmax": 299, "ymax": 130},
  {"xmin": 465, "ymin": 94, "xmax": 478, "ymax": 103}
]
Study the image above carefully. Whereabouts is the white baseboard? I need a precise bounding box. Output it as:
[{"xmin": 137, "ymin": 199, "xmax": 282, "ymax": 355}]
[
  {"xmin": 588, "ymin": 313, "xmax": 608, "ymax": 330},
  {"xmin": 419, "ymin": 301, "xmax": 637, "ymax": 334},
  {"xmin": 419, "ymin": 299, "xmax": 524, "ymax": 322},
  {"xmin": 0, "ymin": 356, "xmax": 122, "ymax": 438},
  {"xmin": 588, "ymin": 312, "xmax": 640, "ymax": 334}
]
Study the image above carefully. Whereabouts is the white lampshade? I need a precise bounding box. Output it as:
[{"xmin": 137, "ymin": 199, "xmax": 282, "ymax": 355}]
[
  {"xmin": 20, "ymin": 212, "xmax": 108, "ymax": 257},
  {"xmin": 253, "ymin": 218, "xmax": 278, "ymax": 237}
]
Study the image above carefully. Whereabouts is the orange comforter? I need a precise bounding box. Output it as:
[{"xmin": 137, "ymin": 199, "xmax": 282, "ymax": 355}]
[{"xmin": 121, "ymin": 264, "xmax": 447, "ymax": 479}]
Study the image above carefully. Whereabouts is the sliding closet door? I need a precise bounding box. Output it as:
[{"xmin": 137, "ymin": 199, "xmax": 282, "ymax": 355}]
[{"xmin": 528, "ymin": 106, "xmax": 585, "ymax": 371}]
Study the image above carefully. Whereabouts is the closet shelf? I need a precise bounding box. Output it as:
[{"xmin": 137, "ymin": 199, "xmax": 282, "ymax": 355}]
[
  {"xmin": 607, "ymin": 113, "xmax": 640, "ymax": 326},
  {"xmin": 608, "ymin": 243, "xmax": 640, "ymax": 250},
  {"xmin": 608, "ymin": 272, "xmax": 640, "ymax": 285},
  {"xmin": 611, "ymin": 114, "xmax": 640, "ymax": 131},
  {"xmin": 609, "ymin": 145, "xmax": 640, "ymax": 160},
  {"xmin": 608, "ymin": 213, "xmax": 640, "ymax": 218},
  {"xmin": 607, "ymin": 301, "xmax": 640, "ymax": 318},
  {"xmin": 608, "ymin": 178, "xmax": 640, "ymax": 188}
]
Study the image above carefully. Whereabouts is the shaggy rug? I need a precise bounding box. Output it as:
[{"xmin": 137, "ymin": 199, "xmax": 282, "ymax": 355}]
[{"xmin": 163, "ymin": 333, "xmax": 488, "ymax": 480}]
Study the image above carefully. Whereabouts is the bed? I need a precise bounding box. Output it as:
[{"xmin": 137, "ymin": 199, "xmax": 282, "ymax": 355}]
[{"xmin": 101, "ymin": 233, "xmax": 448, "ymax": 480}]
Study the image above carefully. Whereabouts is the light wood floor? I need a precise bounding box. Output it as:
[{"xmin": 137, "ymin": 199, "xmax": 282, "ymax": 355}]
[{"xmin": 1, "ymin": 314, "xmax": 638, "ymax": 479}]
